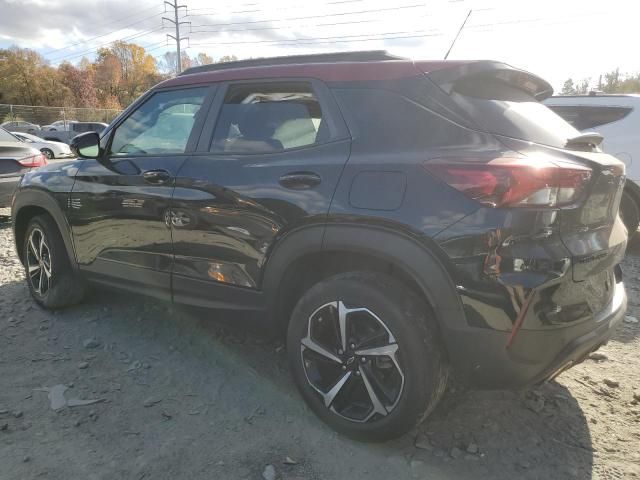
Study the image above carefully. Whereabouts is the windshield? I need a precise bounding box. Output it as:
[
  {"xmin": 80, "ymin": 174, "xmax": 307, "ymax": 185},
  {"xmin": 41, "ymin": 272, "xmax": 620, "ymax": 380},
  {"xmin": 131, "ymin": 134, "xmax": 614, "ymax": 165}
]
[
  {"xmin": 450, "ymin": 76, "xmax": 581, "ymax": 149},
  {"xmin": 0, "ymin": 128, "xmax": 19, "ymax": 142},
  {"xmin": 17, "ymin": 132, "xmax": 42, "ymax": 142}
]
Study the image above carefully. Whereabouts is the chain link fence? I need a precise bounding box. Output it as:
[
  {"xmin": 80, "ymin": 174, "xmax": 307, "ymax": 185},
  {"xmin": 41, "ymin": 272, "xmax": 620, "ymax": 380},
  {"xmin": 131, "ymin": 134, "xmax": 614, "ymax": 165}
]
[{"xmin": 0, "ymin": 104, "xmax": 122, "ymax": 127}]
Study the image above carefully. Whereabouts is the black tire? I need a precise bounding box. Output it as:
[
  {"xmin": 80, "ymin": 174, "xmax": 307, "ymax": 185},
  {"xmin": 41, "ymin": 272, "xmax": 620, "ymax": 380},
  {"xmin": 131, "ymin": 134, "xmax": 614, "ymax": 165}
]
[
  {"xmin": 620, "ymin": 189, "xmax": 640, "ymax": 238},
  {"xmin": 40, "ymin": 148, "xmax": 54, "ymax": 159},
  {"xmin": 287, "ymin": 272, "xmax": 448, "ymax": 441},
  {"xmin": 23, "ymin": 214, "xmax": 86, "ymax": 309}
]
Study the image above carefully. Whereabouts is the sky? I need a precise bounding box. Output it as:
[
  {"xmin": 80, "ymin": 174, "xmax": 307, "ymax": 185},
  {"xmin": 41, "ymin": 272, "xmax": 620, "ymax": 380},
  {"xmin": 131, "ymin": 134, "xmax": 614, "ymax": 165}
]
[{"xmin": 1, "ymin": 0, "xmax": 639, "ymax": 92}]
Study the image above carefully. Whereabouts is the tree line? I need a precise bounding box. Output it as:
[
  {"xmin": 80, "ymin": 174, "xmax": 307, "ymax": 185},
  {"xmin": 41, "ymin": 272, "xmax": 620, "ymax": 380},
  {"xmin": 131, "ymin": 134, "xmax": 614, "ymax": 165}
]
[
  {"xmin": 0, "ymin": 42, "xmax": 236, "ymax": 110},
  {"xmin": 561, "ymin": 69, "xmax": 640, "ymax": 95}
]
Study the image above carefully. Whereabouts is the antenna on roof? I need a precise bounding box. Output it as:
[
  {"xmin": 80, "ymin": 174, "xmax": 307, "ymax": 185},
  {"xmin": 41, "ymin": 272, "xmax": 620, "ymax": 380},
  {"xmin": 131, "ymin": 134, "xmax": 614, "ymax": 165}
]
[{"xmin": 444, "ymin": 10, "xmax": 472, "ymax": 60}]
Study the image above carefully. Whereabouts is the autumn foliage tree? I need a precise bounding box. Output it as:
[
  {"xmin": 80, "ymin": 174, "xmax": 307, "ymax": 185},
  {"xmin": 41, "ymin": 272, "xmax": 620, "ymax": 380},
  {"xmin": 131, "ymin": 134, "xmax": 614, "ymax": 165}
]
[{"xmin": 0, "ymin": 42, "xmax": 232, "ymax": 110}]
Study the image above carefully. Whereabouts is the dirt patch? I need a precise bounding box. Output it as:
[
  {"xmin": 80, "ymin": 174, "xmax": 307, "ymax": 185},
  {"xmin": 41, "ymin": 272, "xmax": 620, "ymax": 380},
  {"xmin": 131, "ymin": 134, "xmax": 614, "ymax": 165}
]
[{"xmin": 1, "ymin": 208, "xmax": 639, "ymax": 479}]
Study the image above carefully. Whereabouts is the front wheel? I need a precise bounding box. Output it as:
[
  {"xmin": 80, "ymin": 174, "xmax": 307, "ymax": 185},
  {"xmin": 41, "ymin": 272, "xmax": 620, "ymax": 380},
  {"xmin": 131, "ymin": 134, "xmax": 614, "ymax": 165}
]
[
  {"xmin": 40, "ymin": 148, "xmax": 54, "ymax": 159},
  {"xmin": 287, "ymin": 272, "xmax": 448, "ymax": 441},
  {"xmin": 23, "ymin": 214, "xmax": 86, "ymax": 309}
]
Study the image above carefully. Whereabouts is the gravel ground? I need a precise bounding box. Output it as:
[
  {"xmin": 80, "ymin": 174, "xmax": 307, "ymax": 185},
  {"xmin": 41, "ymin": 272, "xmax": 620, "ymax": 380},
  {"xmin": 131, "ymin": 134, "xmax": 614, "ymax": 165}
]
[{"xmin": 1, "ymin": 206, "xmax": 639, "ymax": 480}]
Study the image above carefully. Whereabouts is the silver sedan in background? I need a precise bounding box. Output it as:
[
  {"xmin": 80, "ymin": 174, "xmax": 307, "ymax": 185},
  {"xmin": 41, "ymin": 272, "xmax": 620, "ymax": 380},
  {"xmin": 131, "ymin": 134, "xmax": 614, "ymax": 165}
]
[{"xmin": 11, "ymin": 132, "xmax": 74, "ymax": 159}]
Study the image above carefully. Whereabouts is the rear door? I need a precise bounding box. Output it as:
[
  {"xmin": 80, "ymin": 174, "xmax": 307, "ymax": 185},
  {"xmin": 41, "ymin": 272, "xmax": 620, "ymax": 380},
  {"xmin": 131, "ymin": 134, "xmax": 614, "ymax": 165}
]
[
  {"xmin": 169, "ymin": 79, "xmax": 350, "ymax": 308},
  {"xmin": 69, "ymin": 85, "xmax": 215, "ymax": 298}
]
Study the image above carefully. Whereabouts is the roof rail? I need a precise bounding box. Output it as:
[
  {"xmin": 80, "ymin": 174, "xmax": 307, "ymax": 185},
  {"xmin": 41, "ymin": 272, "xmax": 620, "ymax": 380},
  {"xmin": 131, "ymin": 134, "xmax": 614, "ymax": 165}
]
[{"xmin": 179, "ymin": 50, "xmax": 406, "ymax": 76}]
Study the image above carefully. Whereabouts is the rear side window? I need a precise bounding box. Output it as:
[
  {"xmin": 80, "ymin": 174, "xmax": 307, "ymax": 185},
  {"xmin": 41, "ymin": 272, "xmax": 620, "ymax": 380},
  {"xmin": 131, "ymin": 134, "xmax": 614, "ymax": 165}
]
[
  {"xmin": 110, "ymin": 87, "xmax": 208, "ymax": 156},
  {"xmin": 450, "ymin": 75, "xmax": 580, "ymax": 149},
  {"xmin": 211, "ymin": 82, "xmax": 326, "ymax": 153},
  {"xmin": 546, "ymin": 105, "xmax": 633, "ymax": 130},
  {"xmin": 332, "ymin": 88, "xmax": 478, "ymax": 151}
]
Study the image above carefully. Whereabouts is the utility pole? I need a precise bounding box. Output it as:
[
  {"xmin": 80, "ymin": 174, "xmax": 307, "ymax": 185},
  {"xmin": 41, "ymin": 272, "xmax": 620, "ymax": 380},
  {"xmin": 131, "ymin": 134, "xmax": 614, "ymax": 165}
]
[{"xmin": 163, "ymin": 1, "xmax": 189, "ymax": 74}]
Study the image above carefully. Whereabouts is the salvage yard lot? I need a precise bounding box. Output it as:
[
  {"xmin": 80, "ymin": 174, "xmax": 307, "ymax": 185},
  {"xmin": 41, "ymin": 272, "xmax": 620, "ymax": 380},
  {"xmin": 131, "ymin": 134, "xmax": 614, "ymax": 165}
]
[{"xmin": 0, "ymin": 207, "xmax": 639, "ymax": 480}]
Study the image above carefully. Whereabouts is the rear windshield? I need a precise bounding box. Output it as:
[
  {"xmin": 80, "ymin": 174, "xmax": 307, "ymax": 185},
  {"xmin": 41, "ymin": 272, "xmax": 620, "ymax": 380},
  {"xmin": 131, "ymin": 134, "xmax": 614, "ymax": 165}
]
[
  {"xmin": 450, "ymin": 75, "xmax": 581, "ymax": 149},
  {"xmin": 546, "ymin": 105, "xmax": 633, "ymax": 130}
]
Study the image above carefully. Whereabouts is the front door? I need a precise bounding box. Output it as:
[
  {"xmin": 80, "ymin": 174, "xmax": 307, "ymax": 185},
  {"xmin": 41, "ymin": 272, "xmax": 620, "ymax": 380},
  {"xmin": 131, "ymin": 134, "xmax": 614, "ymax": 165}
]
[
  {"xmin": 69, "ymin": 85, "xmax": 214, "ymax": 298},
  {"xmin": 170, "ymin": 80, "xmax": 351, "ymax": 307}
]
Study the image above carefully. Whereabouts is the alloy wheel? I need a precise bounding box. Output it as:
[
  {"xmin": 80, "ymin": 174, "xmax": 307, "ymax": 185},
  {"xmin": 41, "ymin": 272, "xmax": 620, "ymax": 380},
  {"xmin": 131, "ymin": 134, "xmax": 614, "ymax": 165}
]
[
  {"xmin": 26, "ymin": 227, "xmax": 52, "ymax": 296},
  {"xmin": 300, "ymin": 301, "xmax": 404, "ymax": 423}
]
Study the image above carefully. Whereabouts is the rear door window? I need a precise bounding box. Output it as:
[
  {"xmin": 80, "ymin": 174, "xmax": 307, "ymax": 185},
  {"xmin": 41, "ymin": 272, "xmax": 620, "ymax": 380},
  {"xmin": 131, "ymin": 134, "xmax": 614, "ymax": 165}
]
[
  {"xmin": 211, "ymin": 82, "xmax": 327, "ymax": 153},
  {"xmin": 546, "ymin": 105, "xmax": 633, "ymax": 130}
]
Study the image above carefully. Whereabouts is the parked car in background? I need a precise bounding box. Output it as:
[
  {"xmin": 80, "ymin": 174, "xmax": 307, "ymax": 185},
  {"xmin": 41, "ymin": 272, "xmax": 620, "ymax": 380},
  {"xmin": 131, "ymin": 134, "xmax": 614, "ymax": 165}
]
[
  {"xmin": 11, "ymin": 132, "xmax": 74, "ymax": 159},
  {"xmin": 40, "ymin": 122, "xmax": 108, "ymax": 144},
  {"xmin": 41, "ymin": 120, "xmax": 78, "ymax": 131},
  {"xmin": 0, "ymin": 128, "xmax": 47, "ymax": 207},
  {"xmin": 11, "ymin": 52, "xmax": 628, "ymax": 441},
  {"xmin": 1, "ymin": 121, "xmax": 41, "ymax": 134},
  {"xmin": 545, "ymin": 94, "xmax": 640, "ymax": 235}
]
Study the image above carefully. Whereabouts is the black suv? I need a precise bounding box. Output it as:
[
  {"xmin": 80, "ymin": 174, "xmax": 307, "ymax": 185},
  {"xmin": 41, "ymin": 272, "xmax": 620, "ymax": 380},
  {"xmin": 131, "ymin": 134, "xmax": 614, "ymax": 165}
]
[{"xmin": 11, "ymin": 51, "xmax": 628, "ymax": 440}]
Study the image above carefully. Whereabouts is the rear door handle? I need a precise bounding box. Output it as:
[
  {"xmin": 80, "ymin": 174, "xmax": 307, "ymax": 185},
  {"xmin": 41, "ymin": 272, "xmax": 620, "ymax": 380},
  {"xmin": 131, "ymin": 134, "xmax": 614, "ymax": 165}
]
[
  {"xmin": 279, "ymin": 172, "xmax": 321, "ymax": 190},
  {"xmin": 142, "ymin": 169, "xmax": 172, "ymax": 185}
]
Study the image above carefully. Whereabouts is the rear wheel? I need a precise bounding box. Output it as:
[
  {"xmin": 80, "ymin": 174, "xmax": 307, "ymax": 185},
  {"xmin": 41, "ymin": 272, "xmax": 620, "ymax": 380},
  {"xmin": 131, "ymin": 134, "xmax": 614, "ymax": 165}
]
[
  {"xmin": 23, "ymin": 214, "xmax": 86, "ymax": 309},
  {"xmin": 620, "ymin": 189, "xmax": 640, "ymax": 238},
  {"xmin": 287, "ymin": 272, "xmax": 447, "ymax": 441}
]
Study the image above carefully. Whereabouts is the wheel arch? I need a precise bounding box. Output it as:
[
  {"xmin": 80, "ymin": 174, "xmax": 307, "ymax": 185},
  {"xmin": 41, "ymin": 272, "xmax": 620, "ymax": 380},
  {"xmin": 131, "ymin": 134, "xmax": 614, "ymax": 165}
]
[
  {"xmin": 262, "ymin": 223, "xmax": 465, "ymax": 348},
  {"xmin": 12, "ymin": 189, "xmax": 77, "ymax": 271}
]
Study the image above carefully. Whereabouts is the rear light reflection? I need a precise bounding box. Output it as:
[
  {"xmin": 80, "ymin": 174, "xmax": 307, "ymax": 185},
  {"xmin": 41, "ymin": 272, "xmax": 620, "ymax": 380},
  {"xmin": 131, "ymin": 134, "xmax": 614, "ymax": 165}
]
[
  {"xmin": 424, "ymin": 156, "xmax": 592, "ymax": 208},
  {"xmin": 18, "ymin": 153, "xmax": 48, "ymax": 168}
]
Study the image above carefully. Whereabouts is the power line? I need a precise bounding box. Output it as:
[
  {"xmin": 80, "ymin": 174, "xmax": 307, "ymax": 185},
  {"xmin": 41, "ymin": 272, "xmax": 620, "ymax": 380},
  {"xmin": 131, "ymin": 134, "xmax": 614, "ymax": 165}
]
[
  {"xmin": 44, "ymin": 10, "xmax": 164, "ymax": 57},
  {"xmin": 186, "ymin": 0, "xmax": 365, "ymax": 15},
  {"xmin": 189, "ymin": 29, "xmax": 442, "ymax": 48},
  {"xmin": 49, "ymin": 27, "xmax": 165, "ymax": 63},
  {"xmin": 186, "ymin": 3, "xmax": 426, "ymax": 27},
  {"xmin": 189, "ymin": 13, "xmax": 430, "ymax": 35}
]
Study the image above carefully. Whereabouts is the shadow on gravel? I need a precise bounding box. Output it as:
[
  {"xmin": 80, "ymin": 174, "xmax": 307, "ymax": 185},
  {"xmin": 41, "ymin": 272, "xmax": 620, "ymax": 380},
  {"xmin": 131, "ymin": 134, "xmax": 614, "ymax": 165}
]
[
  {"xmin": 179, "ymin": 300, "xmax": 595, "ymax": 479},
  {"xmin": 1, "ymin": 281, "xmax": 595, "ymax": 479}
]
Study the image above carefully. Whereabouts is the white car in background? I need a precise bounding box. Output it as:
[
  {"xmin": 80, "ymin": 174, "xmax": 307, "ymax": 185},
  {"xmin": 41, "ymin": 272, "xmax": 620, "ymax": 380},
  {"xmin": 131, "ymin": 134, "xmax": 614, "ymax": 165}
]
[
  {"xmin": 11, "ymin": 131, "xmax": 74, "ymax": 159},
  {"xmin": 42, "ymin": 120, "xmax": 78, "ymax": 131},
  {"xmin": 545, "ymin": 94, "xmax": 640, "ymax": 236}
]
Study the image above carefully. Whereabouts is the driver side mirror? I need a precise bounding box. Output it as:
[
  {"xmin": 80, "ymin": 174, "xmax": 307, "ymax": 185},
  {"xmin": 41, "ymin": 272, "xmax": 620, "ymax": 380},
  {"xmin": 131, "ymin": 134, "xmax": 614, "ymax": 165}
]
[{"xmin": 70, "ymin": 131, "xmax": 101, "ymax": 159}]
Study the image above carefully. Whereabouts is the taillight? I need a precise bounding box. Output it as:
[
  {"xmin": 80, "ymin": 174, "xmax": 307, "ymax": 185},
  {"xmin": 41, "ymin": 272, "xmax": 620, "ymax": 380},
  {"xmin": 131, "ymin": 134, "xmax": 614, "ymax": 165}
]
[
  {"xmin": 424, "ymin": 156, "xmax": 592, "ymax": 208},
  {"xmin": 18, "ymin": 153, "xmax": 48, "ymax": 168}
]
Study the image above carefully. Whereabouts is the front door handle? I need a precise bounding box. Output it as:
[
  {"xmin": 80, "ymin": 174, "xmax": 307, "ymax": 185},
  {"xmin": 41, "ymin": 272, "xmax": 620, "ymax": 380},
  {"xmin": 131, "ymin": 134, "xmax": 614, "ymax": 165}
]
[
  {"xmin": 142, "ymin": 169, "xmax": 172, "ymax": 185},
  {"xmin": 279, "ymin": 172, "xmax": 321, "ymax": 190}
]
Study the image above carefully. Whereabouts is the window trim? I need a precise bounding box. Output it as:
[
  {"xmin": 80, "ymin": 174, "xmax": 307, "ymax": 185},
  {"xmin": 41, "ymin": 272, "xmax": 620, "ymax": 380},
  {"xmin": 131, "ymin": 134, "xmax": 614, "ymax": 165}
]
[
  {"xmin": 195, "ymin": 77, "xmax": 349, "ymax": 155},
  {"xmin": 101, "ymin": 84, "xmax": 217, "ymax": 159}
]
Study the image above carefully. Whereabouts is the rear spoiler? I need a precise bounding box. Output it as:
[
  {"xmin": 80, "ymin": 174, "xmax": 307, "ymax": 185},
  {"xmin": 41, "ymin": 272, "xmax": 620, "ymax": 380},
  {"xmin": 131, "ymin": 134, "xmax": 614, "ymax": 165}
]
[{"xmin": 419, "ymin": 60, "xmax": 554, "ymax": 101}]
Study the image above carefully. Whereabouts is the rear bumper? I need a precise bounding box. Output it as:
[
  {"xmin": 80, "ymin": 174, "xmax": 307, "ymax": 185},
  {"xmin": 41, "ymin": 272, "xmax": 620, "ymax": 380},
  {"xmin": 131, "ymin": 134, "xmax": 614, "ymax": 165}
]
[
  {"xmin": 445, "ymin": 280, "xmax": 627, "ymax": 389},
  {"xmin": 0, "ymin": 176, "xmax": 20, "ymax": 207}
]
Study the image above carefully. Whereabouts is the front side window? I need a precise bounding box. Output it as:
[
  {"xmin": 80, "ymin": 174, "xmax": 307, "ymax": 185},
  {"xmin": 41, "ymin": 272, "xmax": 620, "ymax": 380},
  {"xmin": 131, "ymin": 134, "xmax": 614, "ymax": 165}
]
[
  {"xmin": 211, "ymin": 82, "xmax": 326, "ymax": 154},
  {"xmin": 110, "ymin": 87, "xmax": 208, "ymax": 156}
]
